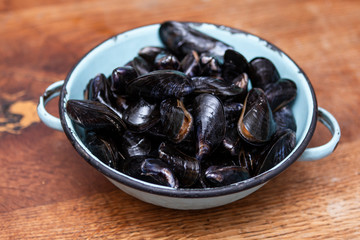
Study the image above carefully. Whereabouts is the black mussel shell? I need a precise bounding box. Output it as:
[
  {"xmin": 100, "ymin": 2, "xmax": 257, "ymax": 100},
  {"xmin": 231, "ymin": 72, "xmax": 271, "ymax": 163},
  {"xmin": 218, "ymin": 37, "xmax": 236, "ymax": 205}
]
[
  {"xmin": 138, "ymin": 46, "xmax": 167, "ymax": 63},
  {"xmin": 249, "ymin": 57, "xmax": 280, "ymax": 89},
  {"xmin": 205, "ymin": 165, "xmax": 250, "ymax": 187},
  {"xmin": 221, "ymin": 102, "xmax": 243, "ymax": 156},
  {"xmin": 154, "ymin": 52, "xmax": 180, "ymax": 70},
  {"xmin": 273, "ymin": 105, "xmax": 297, "ymax": 132},
  {"xmin": 121, "ymin": 130, "xmax": 152, "ymax": 158},
  {"xmin": 85, "ymin": 73, "xmax": 113, "ymax": 103},
  {"xmin": 84, "ymin": 131, "xmax": 124, "ymax": 171},
  {"xmin": 160, "ymin": 98, "xmax": 193, "ymax": 143},
  {"xmin": 179, "ymin": 50, "xmax": 201, "ymax": 77},
  {"xmin": 256, "ymin": 129, "xmax": 296, "ymax": 174},
  {"xmin": 141, "ymin": 158, "xmax": 179, "ymax": 188},
  {"xmin": 237, "ymin": 143, "xmax": 262, "ymax": 177},
  {"xmin": 193, "ymin": 93, "xmax": 226, "ymax": 161},
  {"xmin": 122, "ymin": 156, "xmax": 158, "ymax": 184},
  {"xmin": 158, "ymin": 142, "xmax": 200, "ymax": 187},
  {"xmin": 126, "ymin": 70, "xmax": 194, "ymax": 100},
  {"xmin": 264, "ymin": 78, "xmax": 297, "ymax": 112},
  {"xmin": 129, "ymin": 56, "xmax": 153, "ymax": 76},
  {"xmin": 123, "ymin": 98, "xmax": 160, "ymax": 132},
  {"xmin": 222, "ymin": 49, "xmax": 249, "ymax": 82},
  {"xmin": 222, "ymin": 129, "xmax": 242, "ymax": 157},
  {"xmin": 159, "ymin": 21, "xmax": 232, "ymax": 60},
  {"xmin": 84, "ymin": 73, "xmax": 125, "ymax": 118},
  {"xmin": 66, "ymin": 99, "xmax": 126, "ymax": 133},
  {"xmin": 191, "ymin": 76, "xmax": 246, "ymax": 97},
  {"xmin": 110, "ymin": 66, "xmax": 137, "ymax": 95},
  {"xmin": 238, "ymin": 88, "xmax": 277, "ymax": 145}
]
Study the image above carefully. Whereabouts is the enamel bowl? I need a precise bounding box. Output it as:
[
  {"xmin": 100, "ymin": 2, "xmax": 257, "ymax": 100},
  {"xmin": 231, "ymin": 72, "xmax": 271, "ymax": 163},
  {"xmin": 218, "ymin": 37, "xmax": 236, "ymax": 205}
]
[{"xmin": 38, "ymin": 22, "xmax": 340, "ymax": 210}]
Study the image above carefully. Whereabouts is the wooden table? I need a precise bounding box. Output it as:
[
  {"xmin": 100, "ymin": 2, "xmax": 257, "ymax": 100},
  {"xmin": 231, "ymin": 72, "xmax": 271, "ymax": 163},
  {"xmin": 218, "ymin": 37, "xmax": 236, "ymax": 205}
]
[{"xmin": 1, "ymin": 0, "xmax": 359, "ymax": 238}]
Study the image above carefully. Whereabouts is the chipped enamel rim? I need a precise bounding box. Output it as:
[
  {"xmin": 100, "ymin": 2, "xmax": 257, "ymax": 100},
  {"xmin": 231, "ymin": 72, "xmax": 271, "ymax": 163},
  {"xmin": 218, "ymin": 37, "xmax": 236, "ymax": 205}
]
[{"xmin": 59, "ymin": 22, "xmax": 317, "ymax": 198}]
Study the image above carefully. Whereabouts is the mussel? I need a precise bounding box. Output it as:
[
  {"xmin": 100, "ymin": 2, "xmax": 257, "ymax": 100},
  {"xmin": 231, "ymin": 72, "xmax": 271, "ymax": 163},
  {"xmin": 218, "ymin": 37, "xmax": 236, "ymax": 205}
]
[
  {"xmin": 126, "ymin": 70, "xmax": 194, "ymax": 100},
  {"xmin": 154, "ymin": 52, "xmax": 180, "ymax": 70},
  {"xmin": 110, "ymin": 66, "xmax": 137, "ymax": 95},
  {"xmin": 191, "ymin": 76, "xmax": 246, "ymax": 98},
  {"xmin": 159, "ymin": 21, "xmax": 232, "ymax": 60},
  {"xmin": 138, "ymin": 46, "xmax": 167, "ymax": 63},
  {"xmin": 273, "ymin": 105, "xmax": 297, "ymax": 132},
  {"xmin": 120, "ymin": 130, "xmax": 152, "ymax": 158},
  {"xmin": 199, "ymin": 53, "xmax": 222, "ymax": 78},
  {"xmin": 179, "ymin": 50, "xmax": 201, "ymax": 77},
  {"xmin": 222, "ymin": 49, "xmax": 249, "ymax": 83},
  {"xmin": 84, "ymin": 131, "xmax": 124, "ymax": 171},
  {"xmin": 123, "ymin": 98, "xmax": 160, "ymax": 132},
  {"xmin": 160, "ymin": 98, "xmax": 193, "ymax": 143},
  {"xmin": 237, "ymin": 88, "xmax": 276, "ymax": 145},
  {"xmin": 256, "ymin": 129, "xmax": 296, "ymax": 174},
  {"xmin": 193, "ymin": 93, "xmax": 226, "ymax": 161},
  {"xmin": 158, "ymin": 142, "xmax": 200, "ymax": 187},
  {"xmin": 205, "ymin": 165, "xmax": 250, "ymax": 187},
  {"xmin": 221, "ymin": 102, "xmax": 244, "ymax": 156},
  {"xmin": 141, "ymin": 158, "xmax": 179, "ymax": 188},
  {"xmin": 264, "ymin": 78, "xmax": 297, "ymax": 112},
  {"xmin": 66, "ymin": 99, "xmax": 126, "ymax": 133},
  {"xmin": 127, "ymin": 56, "xmax": 152, "ymax": 76},
  {"xmin": 248, "ymin": 57, "xmax": 280, "ymax": 89}
]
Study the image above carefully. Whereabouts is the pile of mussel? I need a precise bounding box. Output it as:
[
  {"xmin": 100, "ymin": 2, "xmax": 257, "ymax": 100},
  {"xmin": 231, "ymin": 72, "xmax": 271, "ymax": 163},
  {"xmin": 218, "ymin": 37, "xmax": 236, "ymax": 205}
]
[{"xmin": 66, "ymin": 21, "xmax": 297, "ymax": 189}]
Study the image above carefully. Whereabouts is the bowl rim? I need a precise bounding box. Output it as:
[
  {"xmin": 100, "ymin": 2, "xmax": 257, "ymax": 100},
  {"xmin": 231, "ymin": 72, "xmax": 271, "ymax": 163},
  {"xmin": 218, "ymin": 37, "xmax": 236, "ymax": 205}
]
[{"xmin": 59, "ymin": 21, "xmax": 318, "ymax": 198}]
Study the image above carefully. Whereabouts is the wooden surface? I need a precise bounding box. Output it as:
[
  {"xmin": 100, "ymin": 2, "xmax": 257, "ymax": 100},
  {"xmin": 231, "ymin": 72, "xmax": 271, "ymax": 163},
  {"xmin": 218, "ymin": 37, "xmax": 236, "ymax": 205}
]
[{"xmin": 1, "ymin": 0, "xmax": 359, "ymax": 238}]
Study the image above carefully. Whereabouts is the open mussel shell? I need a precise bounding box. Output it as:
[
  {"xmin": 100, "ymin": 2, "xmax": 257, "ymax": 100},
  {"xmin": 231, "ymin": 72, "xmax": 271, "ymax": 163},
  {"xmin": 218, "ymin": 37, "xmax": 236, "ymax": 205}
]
[
  {"xmin": 238, "ymin": 88, "xmax": 277, "ymax": 145},
  {"xmin": 141, "ymin": 158, "xmax": 179, "ymax": 188},
  {"xmin": 126, "ymin": 70, "xmax": 194, "ymax": 100},
  {"xmin": 256, "ymin": 129, "xmax": 296, "ymax": 174},
  {"xmin": 123, "ymin": 98, "xmax": 160, "ymax": 132},
  {"xmin": 264, "ymin": 78, "xmax": 297, "ymax": 112},
  {"xmin": 160, "ymin": 98, "xmax": 193, "ymax": 143},
  {"xmin": 66, "ymin": 99, "xmax": 126, "ymax": 133},
  {"xmin": 249, "ymin": 57, "xmax": 280, "ymax": 89},
  {"xmin": 205, "ymin": 165, "xmax": 250, "ymax": 187},
  {"xmin": 158, "ymin": 142, "xmax": 199, "ymax": 187},
  {"xmin": 193, "ymin": 93, "xmax": 226, "ymax": 161},
  {"xmin": 159, "ymin": 21, "xmax": 232, "ymax": 60}
]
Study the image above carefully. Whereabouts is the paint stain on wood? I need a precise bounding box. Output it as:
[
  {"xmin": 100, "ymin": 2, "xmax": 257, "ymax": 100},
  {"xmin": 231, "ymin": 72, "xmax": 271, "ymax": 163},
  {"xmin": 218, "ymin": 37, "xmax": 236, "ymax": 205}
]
[{"xmin": 0, "ymin": 100, "xmax": 40, "ymax": 134}]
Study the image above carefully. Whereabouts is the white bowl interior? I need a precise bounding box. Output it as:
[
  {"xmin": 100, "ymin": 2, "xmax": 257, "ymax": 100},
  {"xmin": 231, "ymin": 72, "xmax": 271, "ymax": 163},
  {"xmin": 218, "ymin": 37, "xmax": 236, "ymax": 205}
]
[{"xmin": 62, "ymin": 23, "xmax": 315, "ymax": 188}]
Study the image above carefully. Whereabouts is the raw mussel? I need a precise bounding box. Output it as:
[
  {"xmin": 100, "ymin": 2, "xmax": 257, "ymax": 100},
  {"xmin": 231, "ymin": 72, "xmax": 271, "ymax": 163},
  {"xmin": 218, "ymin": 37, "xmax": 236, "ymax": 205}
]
[{"xmin": 237, "ymin": 88, "xmax": 277, "ymax": 145}]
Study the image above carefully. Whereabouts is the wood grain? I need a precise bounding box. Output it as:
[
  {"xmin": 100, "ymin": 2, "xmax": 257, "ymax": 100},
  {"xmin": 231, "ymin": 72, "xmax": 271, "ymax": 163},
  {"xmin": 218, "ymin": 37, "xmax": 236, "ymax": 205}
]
[{"xmin": 0, "ymin": 0, "xmax": 359, "ymax": 238}]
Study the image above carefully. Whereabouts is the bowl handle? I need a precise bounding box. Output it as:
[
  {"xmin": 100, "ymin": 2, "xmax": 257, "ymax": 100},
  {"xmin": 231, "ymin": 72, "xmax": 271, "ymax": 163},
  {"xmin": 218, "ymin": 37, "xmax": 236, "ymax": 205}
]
[
  {"xmin": 37, "ymin": 80, "xmax": 64, "ymax": 132},
  {"xmin": 299, "ymin": 107, "xmax": 340, "ymax": 161}
]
